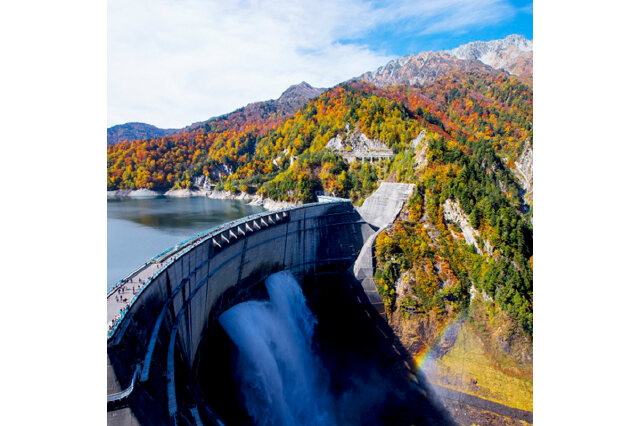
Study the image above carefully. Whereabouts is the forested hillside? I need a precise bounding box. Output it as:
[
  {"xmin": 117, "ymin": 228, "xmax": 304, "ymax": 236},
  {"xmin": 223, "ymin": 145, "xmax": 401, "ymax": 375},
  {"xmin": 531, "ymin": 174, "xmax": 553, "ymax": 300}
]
[
  {"xmin": 107, "ymin": 31, "xmax": 535, "ymax": 418},
  {"xmin": 108, "ymin": 70, "xmax": 532, "ymax": 339}
]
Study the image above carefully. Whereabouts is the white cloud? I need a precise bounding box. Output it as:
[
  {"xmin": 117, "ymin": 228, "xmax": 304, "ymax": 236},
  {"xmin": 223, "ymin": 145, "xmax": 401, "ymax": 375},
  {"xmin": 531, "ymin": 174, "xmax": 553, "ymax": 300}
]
[{"xmin": 108, "ymin": 0, "xmax": 515, "ymax": 128}]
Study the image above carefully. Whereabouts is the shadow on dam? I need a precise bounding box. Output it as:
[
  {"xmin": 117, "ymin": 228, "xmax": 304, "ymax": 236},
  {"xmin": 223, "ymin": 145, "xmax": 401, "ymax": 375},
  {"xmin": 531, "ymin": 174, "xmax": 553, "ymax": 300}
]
[{"xmin": 194, "ymin": 270, "xmax": 454, "ymax": 426}]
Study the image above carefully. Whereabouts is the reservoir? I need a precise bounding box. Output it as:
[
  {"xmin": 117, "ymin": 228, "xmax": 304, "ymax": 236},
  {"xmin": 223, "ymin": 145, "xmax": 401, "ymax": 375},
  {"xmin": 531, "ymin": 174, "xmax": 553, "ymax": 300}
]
[{"xmin": 107, "ymin": 196, "xmax": 265, "ymax": 289}]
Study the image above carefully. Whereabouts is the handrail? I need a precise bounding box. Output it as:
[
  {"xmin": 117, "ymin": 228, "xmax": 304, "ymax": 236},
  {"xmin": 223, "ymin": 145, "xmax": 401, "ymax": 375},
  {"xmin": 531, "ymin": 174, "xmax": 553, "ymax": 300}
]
[{"xmin": 107, "ymin": 363, "xmax": 140, "ymax": 404}]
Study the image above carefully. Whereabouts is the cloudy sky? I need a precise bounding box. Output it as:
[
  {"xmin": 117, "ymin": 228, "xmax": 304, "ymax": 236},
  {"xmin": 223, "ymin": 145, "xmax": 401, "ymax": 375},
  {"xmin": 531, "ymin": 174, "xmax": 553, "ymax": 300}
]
[{"xmin": 108, "ymin": 0, "xmax": 532, "ymax": 128}]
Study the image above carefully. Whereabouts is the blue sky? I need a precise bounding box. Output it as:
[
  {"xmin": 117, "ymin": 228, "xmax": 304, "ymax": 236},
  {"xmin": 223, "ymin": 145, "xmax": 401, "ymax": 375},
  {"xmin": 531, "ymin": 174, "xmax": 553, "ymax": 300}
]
[
  {"xmin": 347, "ymin": 0, "xmax": 532, "ymax": 55},
  {"xmin": 109, "ymin": 0, "xmax": 532, "ymax": 128}
]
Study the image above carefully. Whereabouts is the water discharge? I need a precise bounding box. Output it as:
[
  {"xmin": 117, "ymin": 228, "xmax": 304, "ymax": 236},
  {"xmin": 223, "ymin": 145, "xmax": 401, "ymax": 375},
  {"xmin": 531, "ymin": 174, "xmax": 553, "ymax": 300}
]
[{"xmin": 219, "ymin": 271, "xmax": 336, "ymax": 426}]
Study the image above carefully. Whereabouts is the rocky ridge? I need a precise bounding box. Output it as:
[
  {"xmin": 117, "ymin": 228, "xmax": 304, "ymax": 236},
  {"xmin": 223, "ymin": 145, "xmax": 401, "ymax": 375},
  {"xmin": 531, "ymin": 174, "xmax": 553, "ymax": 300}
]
[
  {"xmin": 356, "ymin": 35, "xmax": 532, "ymax": 88},
  {"xmin": 446, "ymin": 34, "xmax": 532, "ymax": 80},
  {"xmin": 357, "ymin": 51, "xmax": 498, "ymax": 87}
]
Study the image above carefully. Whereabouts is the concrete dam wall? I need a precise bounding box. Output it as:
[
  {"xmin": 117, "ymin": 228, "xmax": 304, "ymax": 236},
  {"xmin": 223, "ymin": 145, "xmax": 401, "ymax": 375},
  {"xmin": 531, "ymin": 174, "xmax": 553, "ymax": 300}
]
[
  {"xmin": 108, "ymin": 200, "xmax": 378, "ymax": 425},
  {"xmin": 107, "ymin": 184, "xmax": 418, "ymax": 426}
]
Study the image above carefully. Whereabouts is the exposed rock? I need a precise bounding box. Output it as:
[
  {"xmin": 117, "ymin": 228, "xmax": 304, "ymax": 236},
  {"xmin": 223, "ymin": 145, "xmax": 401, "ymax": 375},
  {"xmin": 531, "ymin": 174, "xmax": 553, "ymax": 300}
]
[
  {"xmin": 395, "ymin": 270, "xmax": 413, "ymax": 301},
  {"xmin": 442, "ymin": 199, "xmax": 488, "ymax": 255},
  {"xmin": 165, "ymin": 188, "xmax": 208, "ymax": 198},
  {"xmin": 410, "ymin": 129, "xmax": 426, "ymax": 149},
  {"xmin": 355, "ymin": 35, "xmax": 532, "ymax": 89},
  {"xmin": 514, "ymin": 140, "xmax": 533, "ymax": 204},
  {"xmin": 357, "ymin": 51, "xmax": 499, "ymax": 87},
  {"xmin": 192, "ymin": 175, "xmax": 213, "ymax": 191},
  {"xmin": 446, "ymin": 34, "xmax": 533, "ymax": 81},
  {"xmin": 107, "ymin": 186, "xmax": 293, "ymax": 211},
  {"xmin": 208, "ymin": 190, "xmax": 298, "ymax": 211},
  {"xmin": 470, "ymin": 283, "xmax": 493, "ymax": 303},
  {"xmin": 326, "ymin": 126, "xmax": 394, "ymax": 163},
  {"xmin": 411, "ymin": 130, "xmax": 430, "ymax": 169},
  {"xmin": 107, "ymin": 188, "xmax": 162, "ymax": 199}
]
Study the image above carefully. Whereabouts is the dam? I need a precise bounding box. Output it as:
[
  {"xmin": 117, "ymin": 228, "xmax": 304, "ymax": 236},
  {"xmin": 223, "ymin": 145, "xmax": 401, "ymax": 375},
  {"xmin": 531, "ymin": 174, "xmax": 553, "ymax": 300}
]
[{"xmin": 106, "ymin": 183, "xmax": 452, "ymax": 425}]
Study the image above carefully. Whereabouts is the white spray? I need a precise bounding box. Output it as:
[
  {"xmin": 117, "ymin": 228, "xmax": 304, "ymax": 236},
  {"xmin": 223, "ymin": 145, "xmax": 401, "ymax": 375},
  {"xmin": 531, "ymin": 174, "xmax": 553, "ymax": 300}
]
[{"xmin": 219, "ymin": 271, "xmax": 336, "ymax": 426}]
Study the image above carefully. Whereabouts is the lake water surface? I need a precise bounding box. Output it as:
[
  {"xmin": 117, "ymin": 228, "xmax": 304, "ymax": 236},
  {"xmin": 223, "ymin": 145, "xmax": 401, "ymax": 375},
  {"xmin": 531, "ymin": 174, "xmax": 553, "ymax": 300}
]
[{"xmin": 107, "ymin": 197, "xmax": 265, "ymax": 289}]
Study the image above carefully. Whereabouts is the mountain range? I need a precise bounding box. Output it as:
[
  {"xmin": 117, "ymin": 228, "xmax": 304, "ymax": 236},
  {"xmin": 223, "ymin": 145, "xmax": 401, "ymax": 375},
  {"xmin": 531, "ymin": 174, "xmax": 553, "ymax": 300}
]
[
  {"xmin": 107, "ymin": 122, "xmax": 178, "ymax": 146},
  {"xmin": 107, "ymin": 35, "xmax": 532, "ymax": 144},
  {"xmin": 447, "ymin": 34, "xmax": 533, "ymax": 80},
  {"xmin": 358, "ymin": 33, "xmax": 532, "ymax": 87},
  {"xmin": 107, "ymin": 34, "xmax": 534, "ymax": 421}
]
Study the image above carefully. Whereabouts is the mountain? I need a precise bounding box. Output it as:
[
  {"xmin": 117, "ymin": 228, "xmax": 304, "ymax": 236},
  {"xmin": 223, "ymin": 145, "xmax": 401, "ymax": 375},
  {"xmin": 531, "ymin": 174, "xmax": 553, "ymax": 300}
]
[
  {"xmin": 357, "ymin": 51, "xmax": 498, "ymax": 87},
  {"xmin": 446, "ymin": 34, "xmax": 532, "ymax": 80},
  {"xmin": 274, "ymin": 81, "xmax": 327, "ymax": 114},
  {"xmin": 108, "ymin": 83, "xmax": 325, "ymax": 144},
  {"xmin": 108, "ymin": 71, "xmax": 533, "ymax": 420},
  {"xmin": 174, "ymin": 82, "xmax": 327, "ymax": 136},
  {"xmin": 107, "ymin": 37, "xmax": 534, "ymax": 421},
  {"xmin": 107, "ymin": 122, "xmax": 177, "ymax": 145},
  {"xmin": 356, "ymin": 35, "xmax": 532, "ymax": 88}
]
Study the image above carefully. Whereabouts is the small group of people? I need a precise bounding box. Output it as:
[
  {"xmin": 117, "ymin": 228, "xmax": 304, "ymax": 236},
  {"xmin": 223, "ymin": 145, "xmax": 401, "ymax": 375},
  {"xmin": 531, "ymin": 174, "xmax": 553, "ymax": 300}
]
[
  {"xmin": 108, "ymin": 309, "xmax": 125, "ymax": 334},
  {"xmin": 113, "ymin": 284, "xmax": 129, "ymax": 303}
]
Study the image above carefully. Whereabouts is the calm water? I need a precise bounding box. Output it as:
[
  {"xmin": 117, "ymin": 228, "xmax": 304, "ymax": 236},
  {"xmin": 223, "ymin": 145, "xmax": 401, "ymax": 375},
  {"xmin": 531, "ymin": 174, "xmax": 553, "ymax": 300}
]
[{"xmin": 107, "ymin": 197, "xmax": 265, "ymax": 289}]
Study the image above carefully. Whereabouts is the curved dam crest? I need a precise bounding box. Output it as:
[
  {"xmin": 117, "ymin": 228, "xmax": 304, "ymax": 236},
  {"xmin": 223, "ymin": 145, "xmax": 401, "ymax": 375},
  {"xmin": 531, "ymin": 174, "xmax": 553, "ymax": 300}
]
[{"xmin": 107, "ymin": 184, "xmax": 440, "ymax": 426}]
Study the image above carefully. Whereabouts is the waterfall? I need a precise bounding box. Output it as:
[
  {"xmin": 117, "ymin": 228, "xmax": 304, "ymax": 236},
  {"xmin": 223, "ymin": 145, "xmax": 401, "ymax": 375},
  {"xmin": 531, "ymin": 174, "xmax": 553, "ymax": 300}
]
[{"xmin": 219, "ymin": 271, "xmax": 336, "ymax": 426}]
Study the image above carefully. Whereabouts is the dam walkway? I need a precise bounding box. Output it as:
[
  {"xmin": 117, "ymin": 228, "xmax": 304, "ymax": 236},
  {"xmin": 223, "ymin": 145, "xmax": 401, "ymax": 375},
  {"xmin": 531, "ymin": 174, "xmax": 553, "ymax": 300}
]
[{"xmin": 107, "ymin": 184, "xmax": 417, "ymax": 425}]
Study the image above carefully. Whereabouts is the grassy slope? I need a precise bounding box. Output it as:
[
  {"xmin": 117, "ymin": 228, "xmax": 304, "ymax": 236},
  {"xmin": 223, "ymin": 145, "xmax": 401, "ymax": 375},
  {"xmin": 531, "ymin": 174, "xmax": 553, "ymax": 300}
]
[{"xmin": 422, "ymin": 300, "xmax": 533, "ymax": 412}]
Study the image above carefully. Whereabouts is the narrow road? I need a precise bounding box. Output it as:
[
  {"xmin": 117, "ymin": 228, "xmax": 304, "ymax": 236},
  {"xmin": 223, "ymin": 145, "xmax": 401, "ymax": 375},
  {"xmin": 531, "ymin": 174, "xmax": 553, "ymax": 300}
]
[{"xmin": 107, "ymin": 234, "xmax": 205, "ymax": 332}]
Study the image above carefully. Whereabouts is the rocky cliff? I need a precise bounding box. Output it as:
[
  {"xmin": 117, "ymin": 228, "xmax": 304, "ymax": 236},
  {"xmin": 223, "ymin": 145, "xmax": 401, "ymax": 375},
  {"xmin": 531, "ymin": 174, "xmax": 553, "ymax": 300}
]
[
  {"xmin": 357, "ymin": 51, "xmax": 498, "ymax": 87},
  {"xmin": 446, "ymin": 34, "xmax": 533, "ymax": 80}
]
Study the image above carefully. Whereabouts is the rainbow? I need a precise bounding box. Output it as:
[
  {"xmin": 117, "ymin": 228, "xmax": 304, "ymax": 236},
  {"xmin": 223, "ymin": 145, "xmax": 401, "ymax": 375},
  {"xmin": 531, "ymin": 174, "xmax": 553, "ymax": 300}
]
[{"xmin": 413, "ymin": 310, "xmax": 467, "ymax": 374}]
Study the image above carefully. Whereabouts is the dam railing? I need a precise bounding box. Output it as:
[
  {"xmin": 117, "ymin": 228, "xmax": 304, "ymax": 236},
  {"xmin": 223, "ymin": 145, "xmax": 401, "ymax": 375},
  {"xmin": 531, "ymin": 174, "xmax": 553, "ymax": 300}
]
[
  {"xmin": 107, "ymin": 199, "xmax": 352, "ymax": 340},
  {"xmin": 108, "ymin": 208, "xmax": 289, "ymax": 339},
  {"xmin": 107, "ymin": 198, "xmax": 375, "ymax": 424}
]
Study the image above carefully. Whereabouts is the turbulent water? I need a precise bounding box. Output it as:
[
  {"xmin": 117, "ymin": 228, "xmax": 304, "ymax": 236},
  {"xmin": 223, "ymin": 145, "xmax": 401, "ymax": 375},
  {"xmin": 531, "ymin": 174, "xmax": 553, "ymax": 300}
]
[{"xmin": 219, "ymin": 271, "xmax": 336, "ymax": 426}]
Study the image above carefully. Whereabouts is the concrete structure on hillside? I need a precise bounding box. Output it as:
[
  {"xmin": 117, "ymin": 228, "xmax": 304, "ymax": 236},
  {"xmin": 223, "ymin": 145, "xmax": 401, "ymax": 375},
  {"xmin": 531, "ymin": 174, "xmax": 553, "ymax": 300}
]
[
  {"xmin": 352, "ymin": 182, "xmax": 415, "ymax": 315},
  {"xmin": 326, "ymin": 127, "xmax": 395, "ymax": 163},
  {"xmin": 107, "ymin": 184, "xmax": 414, "ymax": 425},
  {"xmin": 357, "ymin": 182, "xmax": 415, "ymax": 229}
]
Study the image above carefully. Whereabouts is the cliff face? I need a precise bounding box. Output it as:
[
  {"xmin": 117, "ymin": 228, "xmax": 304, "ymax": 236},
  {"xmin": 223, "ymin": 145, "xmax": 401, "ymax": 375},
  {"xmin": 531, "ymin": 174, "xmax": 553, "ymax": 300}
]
[
  {"xmin": 515, "ymin": 141, "xmax": 533, "ymax": 206},
  {"xmin": 443, "ymin": 199, "xmax": 487, "ymax": 255}
]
